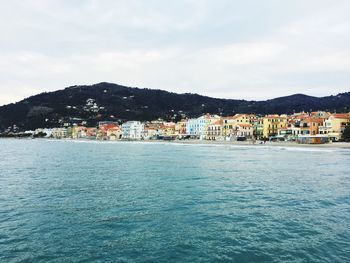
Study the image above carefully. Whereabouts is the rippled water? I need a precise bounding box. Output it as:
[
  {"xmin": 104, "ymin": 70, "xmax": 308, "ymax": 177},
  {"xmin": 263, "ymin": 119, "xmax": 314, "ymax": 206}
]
[{"xmin": 0, "ymin": 139, "xmax": 349, "ymax": 262}]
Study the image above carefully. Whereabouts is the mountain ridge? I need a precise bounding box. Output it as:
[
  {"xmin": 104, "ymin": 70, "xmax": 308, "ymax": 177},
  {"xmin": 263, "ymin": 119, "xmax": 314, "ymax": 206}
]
[{"xmin": 0, "ymin": 82, "xmax": 349, "ymax": 131}]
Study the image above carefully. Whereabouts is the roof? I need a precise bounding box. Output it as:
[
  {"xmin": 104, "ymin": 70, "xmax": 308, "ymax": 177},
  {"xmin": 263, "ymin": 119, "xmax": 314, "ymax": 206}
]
[
  {"xmin": 223, "ymin": 114, "xmax": 252, "ymax": 120},
  {"xmin": 100, "ymin": 124, "xmax": 119, "ymax": 130},
  {"xmin": 107, "ymin": 127, "xmax": 121, "ymax": 131},
  {"xmin": 210, "ymin": 120, "xmax": 223, "ymax": 126},
  {"xmin": 307, "ymin": 117, "xmax": 324, "ymax": 123},
  {"xmin": 330, "ymin": 113, "xmax": 349, "ymax": 119},
  {"xmin": 265, "ymin": 114, "xmax": 285, "ymax": 118}
]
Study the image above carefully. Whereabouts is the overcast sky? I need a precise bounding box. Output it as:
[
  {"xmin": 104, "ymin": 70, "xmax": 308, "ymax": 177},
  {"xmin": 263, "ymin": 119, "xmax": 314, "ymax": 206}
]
[{"xmin": 1, "ymin": 0, "xmax": 350, "ymax": 105}]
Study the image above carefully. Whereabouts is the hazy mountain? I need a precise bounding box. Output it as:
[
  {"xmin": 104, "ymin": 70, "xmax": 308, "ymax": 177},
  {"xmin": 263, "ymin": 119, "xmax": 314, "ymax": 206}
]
[{"xmin": 0, "ymin": 82, "xmax": 349, "ymax": 131}]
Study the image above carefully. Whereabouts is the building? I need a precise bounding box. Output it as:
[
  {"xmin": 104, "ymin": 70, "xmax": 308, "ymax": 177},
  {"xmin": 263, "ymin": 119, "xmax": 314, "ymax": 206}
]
[
  {"xmin": 251, "ymin": 116, "xmax": 263, "ymax": 139},
  {"xmin": 235, "ymin": 123, "xmax": 254, "ymax": 138},
  {"xmin": 300, "ymin": 117, "xmax": 324, "ymax": 135},
  {"xmin": 97, "ymin": 123, "xmax": 120, "ymax": 140},
  {"xmin": 143, "ymin": 126, "xmax": 159, "ymax": 140},
  {"xmin": 186, "ymin": 114, "xmax": 221, "ymax": 140},
  {"xmin": 34, "ymin": 128, "xmax": 53, "ymax": 138},
  {"xmin": 222, "ymin": 114, "xmax": 254, "ymax": 139},
  {"xmin": 51, "ymin": 128, "xmax": 68, "ymax": 139},
  {"xmin": 319, "ymin": 114, "xmax": 350, "ymax": 141},
  {"xmin": 121, "ymin": 121, "xmax": 144, "ymax": 140},
  {"xmin": 143, "ymin": 122, "xmax": 165, "ymax": 139},
  {"xmin": 71, "ymin": 126, "xmax": 87, "ymax": 139},
  {"xmin": 175, "ymin": 120, "xmax": 187, "ymax": 137},
  {"xmin": 162, "ymin": 122, "xmax": 176, "ymax": 136},
  {"xmin": 106, "ymin": 127, "xmax": 122, "ymax": 140},
  {"xmin": 262, "ymin": 115, "xmax": 287, "ymax": 138},
  {"xmin": 206, "ymin": 120, "xmax": 223, "ymax": 140},
  {"xmin": 86, "ymin": 128, "xmax": 97, "ymax": 139}
]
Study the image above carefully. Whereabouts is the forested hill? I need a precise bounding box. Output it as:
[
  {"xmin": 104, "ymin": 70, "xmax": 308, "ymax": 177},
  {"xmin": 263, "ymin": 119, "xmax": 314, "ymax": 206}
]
[{"xmin": 0, "ymin": 82, "xmax": 349, "ymax": 130}]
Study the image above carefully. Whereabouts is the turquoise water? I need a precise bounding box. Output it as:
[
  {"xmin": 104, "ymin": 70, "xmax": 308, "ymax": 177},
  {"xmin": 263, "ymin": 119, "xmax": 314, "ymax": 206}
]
[{"xmin": 0, "ymin": 139, "xmax": 349, "ymax": 262}]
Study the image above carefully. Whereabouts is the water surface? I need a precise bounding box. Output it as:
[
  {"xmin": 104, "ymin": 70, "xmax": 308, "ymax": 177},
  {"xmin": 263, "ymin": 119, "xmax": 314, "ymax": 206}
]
[{"xmin": 0, "ymin": 139, "xmax": 349, "ymax": 262}]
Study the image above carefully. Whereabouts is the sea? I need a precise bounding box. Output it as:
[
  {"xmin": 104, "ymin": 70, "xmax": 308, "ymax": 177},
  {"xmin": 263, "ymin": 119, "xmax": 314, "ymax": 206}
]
[{"xmin": 0, "ymin": 139, "xmax": 349, "ymax": 262}]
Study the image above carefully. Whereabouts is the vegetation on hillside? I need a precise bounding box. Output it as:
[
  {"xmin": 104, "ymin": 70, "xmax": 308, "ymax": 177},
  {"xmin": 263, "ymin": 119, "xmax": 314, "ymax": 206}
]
[{"xmin": 0, "ymin": 82, "xmax": 349, "ymax": 131}]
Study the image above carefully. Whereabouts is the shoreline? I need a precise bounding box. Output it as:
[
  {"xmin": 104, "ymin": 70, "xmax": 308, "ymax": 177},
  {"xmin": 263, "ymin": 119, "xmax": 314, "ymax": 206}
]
[
  {"xmin": 4, "ymin": 137, "xmax": 350, "ymax": 149},
  {"xmin": 144, "ymin": 139, "xmax": 350, "ymax": 148}
]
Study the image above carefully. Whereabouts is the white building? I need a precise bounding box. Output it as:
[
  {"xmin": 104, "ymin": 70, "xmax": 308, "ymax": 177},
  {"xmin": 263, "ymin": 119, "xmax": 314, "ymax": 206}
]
[
  {"xmin": 34, "ymin": 128, "xmax": 53, "ymax": 138},
  {"xmin": 186, "ymin": 114, "xmax": 221, "ymax": 140},
  {"xmin": 51, "ymin": 128, "xmax": 67, "ymax": 139},
  {"xmin": 121, "ymin": 121, "xmax": 145, "ymax": 140}
]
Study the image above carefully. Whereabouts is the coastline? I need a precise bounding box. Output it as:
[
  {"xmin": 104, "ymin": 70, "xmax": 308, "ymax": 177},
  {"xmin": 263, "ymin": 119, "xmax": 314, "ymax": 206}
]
[
  {"xmin": 19, "ymin": 138, "xmax": 350, "ymax": 149},
  {"xmin": 145, "ymin": 139, "xmax": 350, "ymax": 148},
  {"xmin": 2, "ymin": 137, "xmax": 350, "ymax": 148}
]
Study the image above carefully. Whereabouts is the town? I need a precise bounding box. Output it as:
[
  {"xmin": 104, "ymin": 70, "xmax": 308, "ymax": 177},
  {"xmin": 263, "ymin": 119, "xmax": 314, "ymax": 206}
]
[{"xmin": 3, "ymin": 111, "xmax": 350, "ymax": 144}]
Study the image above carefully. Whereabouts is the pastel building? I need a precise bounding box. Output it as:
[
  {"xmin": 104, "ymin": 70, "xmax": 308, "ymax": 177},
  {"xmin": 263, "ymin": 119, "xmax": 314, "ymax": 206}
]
[
  {"xmin": 206, "ymin": 120, "xmax": 223, "ymax": 140},
  {"xmin": 143, "ymin": 126, "xmax": 159, "ymax": 140},
  {"xmin": 251, "ymin": 117, "xmax": 263, "ymax": 139},
  {"xmin": 97, "ymin": 123, "xmax": 120, "ymax": 140},
  {"xmin": 235, "ymin": 123, "xmax": 254, "ymax": 138},
  {"xmin": 105, "ymin": 126, "xmax": 122, "ymax": 140},
  {"xmin": 319, "ymin": 114, "xmax": 350, "ymax": 141},
  {"xmin": 122, "ymin": 121, "xmax": 144, "ymax": 140},
  {"xmin": 51, "ymin": 128, "xmax": 68, "ymax": 139},
  {"xmin": 186, "ymin": 114, "xmax": 221, "ymax": 139},
  {"xmin": 263, "ymin": 115, "xmax": 287, "ymax": 138},
  {"xmin": 175, "ymin": 120, "xmax": 187, "ymax": 136},
  {"xmin": 162, "ymin": 122, "xmax": 176, "ymax": 136},
  {"xmin": 222, "ymin": 114, "xmax": 254, "ymax": 139},
  {"xmin": 71, "ymin": 126, "xmax": 87, "ymax": 139},
  {"xmin": 34, "ymin": 128, "xmax": 53, "ymax": 138}
]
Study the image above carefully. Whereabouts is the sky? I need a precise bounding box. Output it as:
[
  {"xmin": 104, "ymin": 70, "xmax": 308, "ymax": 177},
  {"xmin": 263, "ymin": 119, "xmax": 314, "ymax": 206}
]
[{"xmin": 0, "ymin": 0, "xmax": 350, "ymax": 106}]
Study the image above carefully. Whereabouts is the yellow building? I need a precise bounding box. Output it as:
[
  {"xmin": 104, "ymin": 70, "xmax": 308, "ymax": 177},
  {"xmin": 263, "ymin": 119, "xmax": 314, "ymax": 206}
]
[
  {"xmin": 162, "ymin": 122, "xmax": 176, "ymax": 136},
  {"xmin": 263, "ymin": 115, "xmax": 287, "ymax": 138},
  {"xmin": 222, "ymin": 114, "xmax": 253, "ymax": 138},
  {"xmin": 175, "ymin": 120, "xmax": 187, "ymax": 136},
  {"xmin": 106, "ymin": 127, "xmax": 122, "ymax": 140},
  {"xmin": 206, "ymin": 120, "xmax": 223, "ymax": 140},
  {"xmin": 319, "ymin": 113, "xmax": 350, "ymax": 141}
]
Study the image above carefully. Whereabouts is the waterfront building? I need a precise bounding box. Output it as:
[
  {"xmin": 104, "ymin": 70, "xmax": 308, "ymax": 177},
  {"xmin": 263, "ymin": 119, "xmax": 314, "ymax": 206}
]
[
  {"xmin": 34, "ymin": 128, "xmax": 53, "ymax": 138},
  {"xmin": 86, "ymin": 128, "xmax": 97, "ymax": 139},
  {"xmin": 121, "ymin": 121, "xmax": 144, "ymax": 140},
  {"xmin": 97, "ymin": 123, "xmax": 120, "ymax": 140},
  {"xmin": 162, "ymin": 122, "xmax": 176, "ymax": 136},
  {"xmin": 300, "ymin": 117, "xmax": 324, "ymax": 135},
  {"xmin": 106, "ymin": 127, "xmax": 122, "ymax": 140},
  {"xmin": 235, "ymin": 123, "xmax": 254, "ymax": 138},
  {"xmin": 251, "ymin": 116, "xmax": 264, "ymax": 140},
  {"xmin": 319, "ymin": 114, "xmax": 350, "ymax": 141},
  {"xmin": 51, "ymin": 128, "xmax": 68, "ymax": 139},
  {"xmin": 143, "ymin": 126, "xmax": 158, "ymax": 140},
  {"xmin": 185, "ymin": 118, "xmax": 198, "ymax": 137},
  {"xmin": 262, "ymin": 115, "xmax": 287, "ymax": 138},
  {"xmin": 175, "ymin": 120, "xmax": 187, "ymax": 137},
  {"xmin": 277, "ymin": 128, "xmax": 294, "ymax": 141},
  {"xmin": 71, "ymin": 126, "xmax": 88, "ymax": 139},
  {"xmin": 186, "ymin": 114, "xmax": 221, "ymax": 140},
  {"xmin": 206, "ymin": 120, "xmax": 223, "ymax": 140},
  {"xmin": 222, "ymin": 114, "xmax": 254, "ymax": 139}
]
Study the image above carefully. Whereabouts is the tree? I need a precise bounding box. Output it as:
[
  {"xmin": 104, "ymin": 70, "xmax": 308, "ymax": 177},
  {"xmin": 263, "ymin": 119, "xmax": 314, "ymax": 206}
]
[{"xmin": 342, "ymin": 124, "xmax": 350, "ymax": 142}]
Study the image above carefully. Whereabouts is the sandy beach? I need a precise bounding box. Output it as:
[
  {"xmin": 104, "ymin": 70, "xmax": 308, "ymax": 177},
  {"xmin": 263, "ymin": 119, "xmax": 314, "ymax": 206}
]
[
  {"xmin": 149, "ymin": 139, "xmax": 350, "ymax": 148},
  {"xmin": 4, "ymin": 137, "xmax": 350, "ymax": 149}
]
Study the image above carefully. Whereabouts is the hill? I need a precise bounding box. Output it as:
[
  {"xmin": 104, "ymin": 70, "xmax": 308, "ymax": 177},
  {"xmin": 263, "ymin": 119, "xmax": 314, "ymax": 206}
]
[{"xmin": 0, "ymin": 82, "xmax": 349, "ymax": 131}]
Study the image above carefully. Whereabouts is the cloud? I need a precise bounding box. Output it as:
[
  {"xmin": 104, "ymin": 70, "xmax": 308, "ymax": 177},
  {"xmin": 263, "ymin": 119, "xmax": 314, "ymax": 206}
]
[{"xmin": 0, "ymin": 0, "xmax": 350, "ymax": 105}]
